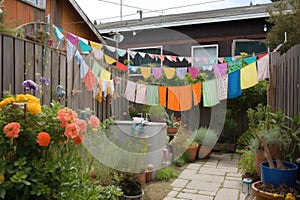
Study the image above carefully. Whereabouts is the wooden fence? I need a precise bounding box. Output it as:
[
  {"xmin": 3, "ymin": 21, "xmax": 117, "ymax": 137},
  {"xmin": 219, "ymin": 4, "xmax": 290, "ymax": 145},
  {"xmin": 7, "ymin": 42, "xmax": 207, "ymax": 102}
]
[
  {"xmin": 269, "ymin": 44, "xmax": 300, "ymax": 118},
  {"xmin": 0, "ymin": 33, "xmax": 116, "ymax": 121}
]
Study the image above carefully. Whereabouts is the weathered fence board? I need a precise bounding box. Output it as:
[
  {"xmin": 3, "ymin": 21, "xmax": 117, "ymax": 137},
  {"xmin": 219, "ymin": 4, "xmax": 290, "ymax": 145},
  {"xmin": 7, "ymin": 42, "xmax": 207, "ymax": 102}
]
[
  {"xmin": 0, "ymin": 33, "xmax": 111, "ymax": 120},
  {"xmin": 270, "ymin": 44, "xmax": 300, "ymax": 118}
]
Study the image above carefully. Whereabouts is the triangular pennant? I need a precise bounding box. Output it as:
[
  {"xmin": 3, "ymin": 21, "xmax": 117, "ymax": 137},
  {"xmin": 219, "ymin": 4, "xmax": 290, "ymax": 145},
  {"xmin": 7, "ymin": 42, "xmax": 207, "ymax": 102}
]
[
  {"xmin": 129, "ymin": 51, "xmax": 137, "ymax": 58},
  {"xmin": 92, "ymin": 60, "xmax": 101, "ymax": 77},
  {"xmin": 104, "ymin": 54, "xmax": 116, "ymax": 64},
  {"xmin": 116, "ymin": 62, "xmax": 128, "ymax": 70},
  {"xmin": 90, "ymin": 41, "xmax": 103, "ymax": 50},
  {"xmin": 170, "ymin": 56, "xmax": 177, "ymax": 62},
  {"xmin": 140, "ymin": 67, "xmax": 151, "ymax": 79},
  {"xmin": 138, "ymin": 52, "xmax": 146, "ymax": 58},
  {"xmin": 128, "ymin": 65, "xmax": 139, "ymax": 72},
  {"xmin": 116, "ymin": 48, "xmax": 127, "ymax": 57},
  {"xmin": 66, "ymin": 32, "xmax": 79, "ymax": 45},
  {"xmin": 163, "ymin": 68, "xmax": 176, "ymax": 79},
  {"xmin": 75, "ymin": 50, "xmax": 83, "ymax": 65},
  {"xmin": 79, "ymin": 39, "xmax": 92, "ymax": 53},
  {"xmin": 100, "ymin": 68, "xmax": 111, "ymax": 81},
  {"xmin": 165, "ymin": 55, "xmax": 173, "ymax": 61},
  {"xmin": 158, "ymin": 55, "xmax": 165, "ymax": 61},
  {"xmin": 185, "ymin": 57, "xmax": 192, "ymax": 63},
  {"xmin": 178, "ymin": 56, "xmax": 185, "ymax": 62},
  {"xmin": 218, "ymin": 57, "xmax": 225, "ymax": 63},
  {"xmin": 66, "ymin": 40, "xmax": 76, "ymax": 63},
  {"xmin": 105, "ymin": 45, "xmax": 116, "ymax": 52},
  {"xmin": 53, "ymin": 25, "xmax": 64, "ymax": 42},
  {"xmin": 149, "ymin": 54, "xmax": 156, "ymax": 59},
  {"xmin": 93, "ymin": 49, "xmax": 104, "ymax": 61},
  {"xmin": 152, "ymin": 67, "xmax": 162, "ymax": 79}
]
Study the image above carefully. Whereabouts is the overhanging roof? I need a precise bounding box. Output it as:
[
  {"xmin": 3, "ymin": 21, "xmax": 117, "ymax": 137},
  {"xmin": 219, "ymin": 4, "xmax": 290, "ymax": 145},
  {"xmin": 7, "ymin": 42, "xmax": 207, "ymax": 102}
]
[
  {"xmin": 69, "ymin": 0, "xmax": 105, "ymax": 43},
  {"xmin": 97, "ymin": 3, "xmax": 272, "ymax": 34}
]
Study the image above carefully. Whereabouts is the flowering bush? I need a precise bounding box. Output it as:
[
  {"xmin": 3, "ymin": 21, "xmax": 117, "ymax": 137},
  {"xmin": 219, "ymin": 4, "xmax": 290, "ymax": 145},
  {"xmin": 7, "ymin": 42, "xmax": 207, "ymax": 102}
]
[{"xmin": 0, "ymin": 93, "xmax": 118, "ymax": 199}]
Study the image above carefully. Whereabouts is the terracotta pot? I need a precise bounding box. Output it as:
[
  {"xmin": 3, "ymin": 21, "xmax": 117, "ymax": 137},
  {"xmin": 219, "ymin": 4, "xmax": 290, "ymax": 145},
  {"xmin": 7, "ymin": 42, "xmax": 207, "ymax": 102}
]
[
  {"xmin": 167, "ymin": 127, "xmax": 178, "ymax": 136},
  {"xmin": 146, "ymin": 171, "xmax": 152, "ymax": 182},
  {"xmin": 198, "ymin": 145, "xmax": 212, "ymax": 159},
  {"xmin": 252, "ymin": 181, "xmax": 284, "ymax": 200},
  {"xmin": 121, "ymin": 190, "xmax": 144, "ymax": 200},
  {"xmin": 136, "ymin": 173, "xmax": 146, "ymax": 188},
  {"xmin": 187, "ymin": 145, "xmax": 198, "ymax": 162}
]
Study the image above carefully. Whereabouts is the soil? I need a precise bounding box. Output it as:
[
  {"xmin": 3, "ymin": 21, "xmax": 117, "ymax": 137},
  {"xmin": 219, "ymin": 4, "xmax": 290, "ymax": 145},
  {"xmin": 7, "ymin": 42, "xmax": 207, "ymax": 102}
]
[
  {"xmin": 143, "ymin": 165, "xmax": 186, "ymax": 200},
  {"xmin": 255, "ymin": 181, "xmax": 300, "ymax": 197}
]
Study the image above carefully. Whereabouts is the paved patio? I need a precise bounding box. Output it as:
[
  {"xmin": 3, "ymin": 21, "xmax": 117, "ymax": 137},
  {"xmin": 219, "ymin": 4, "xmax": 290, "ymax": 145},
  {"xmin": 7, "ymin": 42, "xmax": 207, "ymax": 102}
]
[{"xmin": 164, "ymin": 152, "xmax": 249, "ymax": 200}]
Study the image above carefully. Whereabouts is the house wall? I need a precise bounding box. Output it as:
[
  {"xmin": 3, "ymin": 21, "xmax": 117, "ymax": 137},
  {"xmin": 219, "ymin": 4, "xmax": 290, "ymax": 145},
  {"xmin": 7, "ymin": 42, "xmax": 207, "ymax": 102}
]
[
  {"xmin": 2, "ymin": 0, "xmax": 100, "ymax": 42},
  {"xmin": 118, "ymin": 18, "xmax": 267, "ymax": 58}
]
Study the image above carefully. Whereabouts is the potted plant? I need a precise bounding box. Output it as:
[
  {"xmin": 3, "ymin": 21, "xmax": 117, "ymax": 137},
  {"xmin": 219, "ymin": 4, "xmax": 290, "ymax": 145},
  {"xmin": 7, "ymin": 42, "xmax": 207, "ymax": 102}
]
[
  {"xmin": 237, "ymin": 150, "xmax": 260, "ymax": 182},
  {"xmin": 118, "ymin": 173, "xmax": 143, "ymax": 200},
  {"xmin": 148, "ymin": 105, "xmax": 167, "ymax": 122},
  {"xmin": 166, "ymin": 112, "xmax": 180, "ymax": 136},
  {"xmin": 193, "ymin": 127, "xmax": 218, "ymax": 159},
  {"xmin": 185, "ymin": 141, "xmax": 199, "ymax": 162},
  {"xmin": 246, "ymin": 105, "xmax": 300, "ymax": 199}
]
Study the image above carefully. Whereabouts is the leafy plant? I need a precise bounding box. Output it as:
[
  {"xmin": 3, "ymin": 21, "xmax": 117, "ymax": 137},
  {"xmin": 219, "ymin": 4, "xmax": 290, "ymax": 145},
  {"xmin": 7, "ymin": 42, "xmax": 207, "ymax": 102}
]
[
  {"xmin": 193, "ymin": 127, "xmax": 218, "ymax": 146},
  {"xmin": 166, "ymin": 112, "xmax": 180, "ymax": 128},
  {"xmin": 155, "ymin": 167, "xmax": 178, "ymax": 181},
  {"xmin": 238, "ymin": 150, "xmax": 256, "ymax": 175},
  {"xmin": 118, "ymin": 173, "xmax": 142, "ymax": 196}
]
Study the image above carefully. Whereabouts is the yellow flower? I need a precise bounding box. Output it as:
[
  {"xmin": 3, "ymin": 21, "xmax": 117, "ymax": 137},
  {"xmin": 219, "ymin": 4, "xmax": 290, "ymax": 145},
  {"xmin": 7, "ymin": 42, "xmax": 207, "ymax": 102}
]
[
  {"xmin": 16, "ymin": 94, "xmax": 28, "ymax": 102},
  {"xmin": 0, "ymin": 174, "xmax": 4, "ymax": 184},
  {"xmin": 26, "ymin": 102, "xmax": 42, "ymax": 114},
  {"xmin": 273, "ymin": 193, "xmax": 279, "ymax": 198},
  {"xmin": 285, "ymin": 193, "xmax": 295, "ymax": 200},
  {"xmin": 0, "ymin": 97, "xmax": 15, "ymax": 109}
]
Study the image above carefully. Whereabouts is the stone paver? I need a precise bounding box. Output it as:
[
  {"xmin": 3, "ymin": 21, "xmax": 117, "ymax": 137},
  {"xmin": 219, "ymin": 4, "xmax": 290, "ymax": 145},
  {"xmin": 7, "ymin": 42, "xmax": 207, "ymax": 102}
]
[
  {"xmin": 215, "ymin": 188, "xmax": 240, "ymax": 200},
  {"xmin": 163, "ymin": 152, "xmax": 246, "ymax": 200}
]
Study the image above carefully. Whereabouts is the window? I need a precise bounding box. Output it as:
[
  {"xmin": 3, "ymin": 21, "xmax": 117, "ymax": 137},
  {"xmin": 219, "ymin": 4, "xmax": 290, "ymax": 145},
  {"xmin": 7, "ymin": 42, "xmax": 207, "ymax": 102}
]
[
  {"xmin": 232, "ymin": 40, "xmax": 268, "ymax": 56},
  {"xmin": 128, "ymin": 46, "xmax": 163, "ymax": 76},
  {"xmin": 21, "ymin": 0, "xmax": 46, "ymax": 9},
  {"xmin": 192, "ymin": 44, "xmax": 218, "ymax": 68}
]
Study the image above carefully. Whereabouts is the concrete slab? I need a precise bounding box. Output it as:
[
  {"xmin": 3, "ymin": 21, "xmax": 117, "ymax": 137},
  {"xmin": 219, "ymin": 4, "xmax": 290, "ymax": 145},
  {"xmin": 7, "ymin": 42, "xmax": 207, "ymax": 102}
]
[
  {"xmin": 223, "ymin": 179, "xmax": 243, "ymax": 190},
  {"xmin": 170, "ymin": 179, "xmax": 189, "ymax": 188},
  {"xmin": 177, "ymin": 192, "xmax": 214, "ymax": 200},
  {"xmin": 215, "ymin": 188, "xmax": 240, "ymax": 200},
  {"xmin": 186, "ymin": 180, "xmax": 220, "ymax": 192}
]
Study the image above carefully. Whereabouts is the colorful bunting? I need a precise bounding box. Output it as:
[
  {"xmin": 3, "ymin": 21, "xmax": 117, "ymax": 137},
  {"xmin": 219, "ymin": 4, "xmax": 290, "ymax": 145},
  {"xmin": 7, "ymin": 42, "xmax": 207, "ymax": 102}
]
[
  {"xmin": 116, "ymin": 62, "xmax": 128, "ymax": 70},
  {"xmin": 202, "ymin": 79, "xmax": 220, "ymax": 107},
  {"xmin": 240, "ymin": 62, "xmax": 258, "ymax": 89},
  {"xmin": 152, "ymin": 67, "xmax": 163, "ymax": 79},
  {"xmin": 228, "ymin": 70, "xmax": 242, "ymax": 99},
  {"xmin": 163, "ymin": 68, "xmax": 176, "ymax": 79},
  {"xmin": 53, "ymin": 25, "xmax": 64, "ymax": 42},
  {"xmin": 257, "ymin": 54, "xmax": 270, "ymax": 81},
  {"xmin": 100, "ymin": 68, "xmax": 111, "ymax": 81},
  {"xmin": 140, "ymin": 67, "xmax": 151, "ymax": 79},
  {"xmin": 90, "ymin": 41, "xmax": 103, "ymax": 50},
  {"xmin": 104, "ymin": 55, "xmax": 116, "ymax": 64},
  {"xmin": 66, "ymin": 32, "xmax": 79, "ymax": 45}
]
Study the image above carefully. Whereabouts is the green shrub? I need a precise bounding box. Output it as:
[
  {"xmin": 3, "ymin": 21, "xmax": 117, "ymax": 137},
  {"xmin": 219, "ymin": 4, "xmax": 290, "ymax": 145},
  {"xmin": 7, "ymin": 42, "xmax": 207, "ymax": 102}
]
[{"xmin": 155, "ymin": 167, "xmax": 178, "ymax": 181}]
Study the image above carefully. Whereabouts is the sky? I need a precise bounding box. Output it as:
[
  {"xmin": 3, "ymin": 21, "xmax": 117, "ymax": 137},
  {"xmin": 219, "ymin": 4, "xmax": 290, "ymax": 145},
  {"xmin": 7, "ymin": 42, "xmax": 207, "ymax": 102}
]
[{"xmin": 75, "ymin": 0, "xmax": 271, "ymax": 24}]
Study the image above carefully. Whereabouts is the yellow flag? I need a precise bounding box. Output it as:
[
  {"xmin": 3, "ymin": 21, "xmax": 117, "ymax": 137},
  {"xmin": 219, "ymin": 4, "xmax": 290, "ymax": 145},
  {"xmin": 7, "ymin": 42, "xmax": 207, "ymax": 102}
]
[
  {"xmin": 140, "ymin": 67, "xmax": 151, "ymax": 79},
  {"xmin": 104, "ymin": 54, "xmax": 116, "ymax": 64},
  {"xmin": 240, "ymin": 62, "xmax": 258, "ymax": 89},
  {"xmin": 100, "ymin": 68, "xmax": 111, "ymax": 81},
  {"xmin": 90, "ymin": 41, "xmax": 103, "ymax": 50},
  {"xmin": 163, "ymin": 68, "xmax": 176, "ymax": 79}
]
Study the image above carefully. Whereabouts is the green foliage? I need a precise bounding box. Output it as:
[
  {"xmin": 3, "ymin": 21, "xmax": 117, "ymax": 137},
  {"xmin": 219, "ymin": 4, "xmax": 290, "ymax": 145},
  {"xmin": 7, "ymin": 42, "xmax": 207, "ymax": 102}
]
[
  {"xmin": 237, "ymin": 150, "xmax": 256, "ymax": 175},
  {"xmin": 267, "ymin": 0, "xmax": 300, "ymax": 53},
  {"xmin": 155, "ymin": 167, "xmax": 178, "ymax": 181},
  {"xmin": 172, "ymin": 156, "xmax": 186, "ymax": 167},
  {"xmin": 193, "ymin": 127, "xmax": 218, "ymax": 146}
]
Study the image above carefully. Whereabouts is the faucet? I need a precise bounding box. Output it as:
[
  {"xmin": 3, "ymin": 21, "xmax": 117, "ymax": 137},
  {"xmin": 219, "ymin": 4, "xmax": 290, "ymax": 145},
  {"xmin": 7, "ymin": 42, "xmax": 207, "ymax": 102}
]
[
  {"xmin": 145, "ymin": 113, "xmax": 150, "ymax": 121},
  {"xmin": 138, "ymin": 113, "xmax": 143, "ymax": 118}
]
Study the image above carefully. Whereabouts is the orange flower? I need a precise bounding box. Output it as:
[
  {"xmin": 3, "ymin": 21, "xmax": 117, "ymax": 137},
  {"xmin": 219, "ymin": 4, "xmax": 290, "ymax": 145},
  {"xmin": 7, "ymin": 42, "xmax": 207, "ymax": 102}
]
[
  {"xmin": 57, "ymin": 108, "xmax": 77, "ymax": 127},
  {"xmin": 76, "ymin": 119, "xmax": 87, "ymax": 134},
  {"xmin": 64, "ymin": 123, "xmax": 79, "ymax": 139},
  {"xmin": 37, "ymin": 132, "xmax": 51, "ymax": 147},
  {"xmin": 89, "ymin": 115, "xmax": 99, "ymax": 129},
  {"xmin": 3, "ymin": 122, "xmax": 21, "ymax": 138},
  {"xmin": 73, "ymin": 134, "xmax": 84, "ymax": 145}
]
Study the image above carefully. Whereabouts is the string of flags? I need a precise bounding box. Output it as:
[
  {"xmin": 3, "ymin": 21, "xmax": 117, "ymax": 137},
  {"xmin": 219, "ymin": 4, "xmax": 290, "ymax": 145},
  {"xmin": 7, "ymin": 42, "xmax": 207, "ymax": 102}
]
[{"xmin": 51, "ymin": 24, "xmax": 270, "ymax": 110}]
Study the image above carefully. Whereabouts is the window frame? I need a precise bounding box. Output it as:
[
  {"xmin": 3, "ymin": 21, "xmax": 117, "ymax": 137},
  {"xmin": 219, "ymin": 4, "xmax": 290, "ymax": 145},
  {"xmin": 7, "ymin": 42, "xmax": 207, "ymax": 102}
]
[
  {"xmin": 191, "ymin": 44, "xmax": 218, "ymax": 67},
  {"xmin": 232, "ymin": 39, "xmax": 268, "ymax": 57},
  {"xmin": 20, "ymin": 0, "xmax": 46, "ymax": 9}
]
